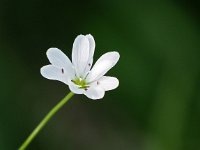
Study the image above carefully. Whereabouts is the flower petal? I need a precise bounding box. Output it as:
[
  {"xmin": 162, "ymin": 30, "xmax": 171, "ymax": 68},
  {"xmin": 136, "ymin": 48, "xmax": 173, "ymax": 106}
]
[
  {"xmin": 40, "ymin": 65, "xmax": 70, "ymax": 84},
  {"xmin": 97, "ymin": 76, "xmax": 119, "ymax": 91},
  {"xmin": 86, "ymin": 52, "xmax": 120, "ymax": 82},
  {"xmin": 86, "ymin": 34, "xmax": 95, "ymax": 65},
  {"xmin": 46, "ymin": 48, "xmax": 74, "ymax": 78},
  {"xmin": 68, "ymin": 80, "xmax": 84, "ymax": 94},
  {"xmin": 84, "ymin": 86, "xmax": 105, "ymax": 100},
  {"xmin": 72, "ymin": 35, "xmax": 90, "ymax": 77},
  {"xmin": 83, "ymin": 34, "xmax": 96, "ymax": 76}
]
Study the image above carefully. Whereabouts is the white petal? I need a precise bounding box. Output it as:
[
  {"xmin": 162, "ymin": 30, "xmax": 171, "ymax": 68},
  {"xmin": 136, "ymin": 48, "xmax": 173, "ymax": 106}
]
[
  {"xmin": 83, "ymin": 34, "xmax": 96, "ymax": 76},
  {"xmin": 68, "ymin": 81, "xmax": 84, "ymax": 94},
  {"xmin": 86, "ymin": 52, "xmax": 120, "ymax": 82},
  {"xmin": 84, "ymin": 86, "xmax": 105, "ymax": 100},
  {"xmin": 86, "ymin": 34, "xmax": 95, "ymax": 65},
  {"xmin": 97, "ymin": 76, "xmax": 119, "ymax": 91},
  {"xmin": 46, "ymin": 48, "xmax": 74, "ymax": 78},
  {"xmin": 40, "ymin": 65, "xmax": 70, "ymax": 84},
  {"xmin": 72, "ymin": 35, "xmax": 90, "ymax": 77}
]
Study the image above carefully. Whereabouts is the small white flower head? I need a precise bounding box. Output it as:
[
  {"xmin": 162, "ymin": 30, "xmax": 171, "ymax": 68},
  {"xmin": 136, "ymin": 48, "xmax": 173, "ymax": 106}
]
[{"xmin": 40, "ymin": 34, "xmax": 120, "ymax": 100}]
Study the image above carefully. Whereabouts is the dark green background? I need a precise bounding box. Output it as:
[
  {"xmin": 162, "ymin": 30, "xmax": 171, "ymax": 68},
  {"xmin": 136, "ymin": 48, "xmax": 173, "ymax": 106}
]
[{"xmin": 0, "ymin": 0, "xmax": 199, "ymax": 150}]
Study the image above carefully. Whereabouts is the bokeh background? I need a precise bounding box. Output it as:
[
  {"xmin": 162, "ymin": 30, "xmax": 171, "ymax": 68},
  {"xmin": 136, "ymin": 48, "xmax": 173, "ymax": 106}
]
[{"xmin": 0, "ymin": 0, "xmax": 200, "ymax": 150}]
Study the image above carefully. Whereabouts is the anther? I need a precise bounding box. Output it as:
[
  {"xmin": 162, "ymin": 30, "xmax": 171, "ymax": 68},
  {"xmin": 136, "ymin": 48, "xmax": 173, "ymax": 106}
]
[{"xmin": 61, "ymin": 68, "xmax": 64, "ymax": 74}]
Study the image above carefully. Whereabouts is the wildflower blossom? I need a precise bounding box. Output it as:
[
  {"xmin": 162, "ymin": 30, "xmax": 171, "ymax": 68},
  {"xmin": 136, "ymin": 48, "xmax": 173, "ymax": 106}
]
[{"xmin": 41, "ymin": 34, "xmax": 120, "ymax": 99}]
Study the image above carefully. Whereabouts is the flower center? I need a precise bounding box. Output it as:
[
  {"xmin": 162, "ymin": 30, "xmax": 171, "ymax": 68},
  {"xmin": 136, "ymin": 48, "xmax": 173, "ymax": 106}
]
[{"xmin": 72, "ymin": 78, "xmax": 89, "ymax": 89}]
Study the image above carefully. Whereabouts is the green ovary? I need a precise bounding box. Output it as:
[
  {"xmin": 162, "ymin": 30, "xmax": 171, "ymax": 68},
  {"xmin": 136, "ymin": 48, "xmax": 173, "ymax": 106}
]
[{"xmin": 72, "ymin": 78, "xmax": 89, "ymax": 89}]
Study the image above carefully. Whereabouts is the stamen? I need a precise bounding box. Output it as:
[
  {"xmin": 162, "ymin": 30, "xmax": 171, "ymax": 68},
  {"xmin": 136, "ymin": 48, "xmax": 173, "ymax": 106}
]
[
  {"xmin": 84, "ymin": 72, "xmax": 90, "ymax": 79},
  {"xmin": 72, "ymin": 77, "xmax": 89, "ymax": 89}
]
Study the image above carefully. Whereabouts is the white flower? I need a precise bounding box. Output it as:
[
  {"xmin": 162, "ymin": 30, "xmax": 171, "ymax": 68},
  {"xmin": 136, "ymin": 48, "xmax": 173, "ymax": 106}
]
[{"xmin": 40, "ymin": 34, "xmax": 120, "ymax": 100}]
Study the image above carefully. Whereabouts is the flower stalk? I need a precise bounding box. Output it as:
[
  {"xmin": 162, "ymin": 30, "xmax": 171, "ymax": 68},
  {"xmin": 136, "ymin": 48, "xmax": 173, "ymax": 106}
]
[{"xmin": 18, "ymin": 92, "xmax": 74, "ymax": 150}]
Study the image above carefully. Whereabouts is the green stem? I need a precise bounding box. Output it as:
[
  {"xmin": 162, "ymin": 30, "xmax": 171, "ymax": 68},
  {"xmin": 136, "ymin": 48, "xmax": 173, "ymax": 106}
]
[{"xmin": 18, "ymin": 92, "xmax": 74, "ymax": 150}]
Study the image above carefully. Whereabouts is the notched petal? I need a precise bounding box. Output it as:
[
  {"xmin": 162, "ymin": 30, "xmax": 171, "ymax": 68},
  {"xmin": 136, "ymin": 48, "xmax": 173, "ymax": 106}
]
[
  {"xmin": 40, "ymin": 65, "xmax": 69, "ymax": 84},
  {"xmin": 97, "ymin": 76, "xmax": 119, "ymax": 91},
  {"xmin": 46, "ymin": 48, "xmax": 75, "ymax": 78},
  {"xmin": 86, "ymin": 51, "xmax": 120, "ymax": 82},
  {"xmin": 84, "ymin": 86, "xmax": 105, "ymax": 100},
  {"xmin": 72, "ymin": 35, "xmax": 90, "ymax": 76}
]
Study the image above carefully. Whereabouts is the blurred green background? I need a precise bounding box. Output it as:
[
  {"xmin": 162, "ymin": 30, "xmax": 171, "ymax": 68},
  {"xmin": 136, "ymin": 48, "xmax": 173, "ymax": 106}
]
[{"xmin": 0, "ymin": 0, "xmax": 200, "ymax": 149}]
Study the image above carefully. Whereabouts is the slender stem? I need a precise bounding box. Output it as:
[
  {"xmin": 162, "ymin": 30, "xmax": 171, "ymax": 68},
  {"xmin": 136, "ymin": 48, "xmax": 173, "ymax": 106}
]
[{"xmin": 18, "ymin": 92, "xmax": 74, "ymax": 150}]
